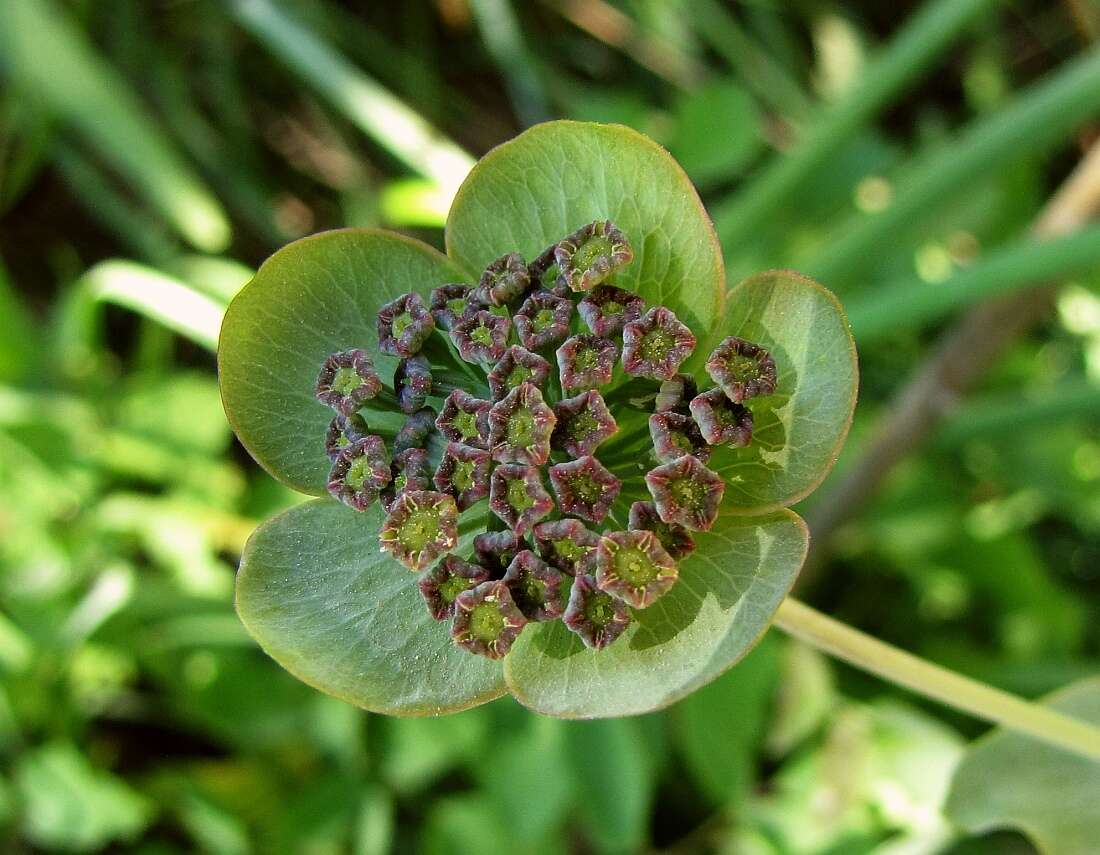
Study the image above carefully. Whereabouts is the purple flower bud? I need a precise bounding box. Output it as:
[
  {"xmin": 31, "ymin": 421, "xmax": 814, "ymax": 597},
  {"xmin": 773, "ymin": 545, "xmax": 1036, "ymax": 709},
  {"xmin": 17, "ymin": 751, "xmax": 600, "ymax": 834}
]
[
  {"xmin": 621, "ymin": 307, "xmax": 696, "ymax": 380},
  {"xmin": 430, "ymin": 283, "xmax": 478, "ymax": 331},
  {"xmin": 547, "ymin": 456, "xmax": 621, "ymax": 524},
  {"xmin": 654, "ymin": 373, "xmax": 699, "ymax": 414},
  {"xmin": 450, "ymin": 310, "xmax": 511, "ymax": 365},
  {"xmin": 489, "ymin": 464, "xmax": 553, "ymax": 535},
  {"xmin": 563, "ymin": 574, "xmax": 632, "ymax": 650},
  {"xmin": 577, "ymin": 285, "xmax": 644, "ymax": 337},
  {"xmin": 418, "ymin": 555, "xmax": 491, "ymax": 620},
  {"xmin": 327, "ymin": 435, "xmax": 390, "ymax": 512},
  {"xmin": 377, "ymin": 293, "xmax": 435, "ymax": 358},
  {"xmin": 473, "ymin": 530, "xmax": 525, "ymax": 577},
  {"xmin": 433, "ymin": 442, "xmax": 492, "ymax": 510},
  {"xmin": 478, "ymin": 252, "xmax": 530, "ymax": 306},
  {"xmin": 315, "ymin": 349, "xmax": 382, "ymax": 415},
  {"xmin": 551, "ymin": 390, "xmax": 618, "ymax": 458},
  {"xmin": 488, "ymin": 383, "xmax": 557, "ymax": 466},
  {"xmin": 394, "ymin": 354, "xmax": 432, "ymax": 414},
  {"xmin": 556, "ymin": 334, "xmax": 617, "ymax": 392},
  {"xmin": 513, "ymin": 290, "xmax": 573, "ymax": 350},
  {"xmin": 487, "ymin": 345, "xmax": 552, "ymax": 401},
  {"xmin": 381, "ymin": 447, "xmax": 432, "ymax": 512},
  {"xmin": 554, "ymin": 220, "xmax": 633, "ymax": 293},
  {"xmin": 436, "ymin": 390, "xmax": 491, "ymax": 449},
  {"xmin": 379, "ymin": 490, "xmax": 459, "ymax": 571},
  {"xmin": 688, "ymin": 388, "xmax": 754, "ymax": 448},
  {"xmin": 595, "ymin": 530, "xmax": 678, "ymax": 609},
  {"xmin": 528, "ymin": 243, "xmax": 568, "ymax": 295},
  {"xmin": 649, "ymin": 411, "xmax": 711, "ymax": 463},
  {"xmin": 644, "ymin": 455, "xmax": 725, "ymax": 531},
  {"xmin": 705, "ymin": 336, "xmax": 778, "ymax": 403},
  {"xmin": 451, "ymin": 580, "xmax": 528, "ymax": 659},
  {"xmin": 325, "ymin": 413, "xmax": 370, "ymax": 462},
  {"xmin": 393, "ymin": 407, "xmax": 437, "ymax": 455},
  {"xmin": 502, "ymin": 550, "xmax": 565, "ymax": 621},
  {"xmin": 628, "ymin": 500, "xmax": 695, "ymax": 560},
  {"xmin": 533, "ymin": 519, "xmax": 599, "ymax": 576}
]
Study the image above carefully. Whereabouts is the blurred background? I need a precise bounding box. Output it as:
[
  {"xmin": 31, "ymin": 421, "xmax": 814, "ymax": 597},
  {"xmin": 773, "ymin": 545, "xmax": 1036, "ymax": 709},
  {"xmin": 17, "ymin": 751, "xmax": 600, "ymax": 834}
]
[{"xmin": 1, "ymin": 0, "xmax": 1099, "ymax": 852}]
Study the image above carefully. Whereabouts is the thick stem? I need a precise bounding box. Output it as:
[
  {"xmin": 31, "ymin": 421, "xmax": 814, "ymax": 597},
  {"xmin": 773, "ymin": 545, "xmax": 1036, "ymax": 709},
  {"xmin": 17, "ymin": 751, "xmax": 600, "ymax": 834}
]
[{"xmin": 774, "ymin": 598, "xmax": 1100, "ymax": 762}]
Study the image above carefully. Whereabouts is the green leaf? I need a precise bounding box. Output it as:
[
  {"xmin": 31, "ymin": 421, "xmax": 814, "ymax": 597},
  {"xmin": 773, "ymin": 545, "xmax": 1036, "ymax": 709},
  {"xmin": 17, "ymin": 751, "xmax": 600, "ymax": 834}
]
[
  {"xmin": 218, "ymin": 229, "xmax": 466, "ymax": 495},
  {"xmin": 503, "ymin": 509, "xmax": 808, "ymax": 717},
  {"xmin": 235, "ymin": 499, "xmax": 506, "ymax": 715},
  {"xmin": 707, "ymin": 270, "xmax": 858, "ymax": 514},
  {"xmin": 945, "ymin": 677, "xmax": 1100, "ymax": 855},
  {"xmin": 445, "ymin": 120, "xmax": 724, "ymax": 337},
  {"xmin": 668, "ymin": 79, "xmax": 762, "ymax": 189}
]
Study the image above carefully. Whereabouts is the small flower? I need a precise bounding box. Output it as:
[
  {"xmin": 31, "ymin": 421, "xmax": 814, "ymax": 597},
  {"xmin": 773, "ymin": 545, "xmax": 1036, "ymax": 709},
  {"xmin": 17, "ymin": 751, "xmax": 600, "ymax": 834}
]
[
  {"xmin": 381, "ymin": 447, "xmax": 432, "ymax": 512},
  {"xmin": 418, "ymin": 555, "xmax": 491, "ymax": 620},
  {"xmin": 489, "ymin": 464, "xmax": 553, "ymax": 535},
  {"xmin": 488, "ymin": 383, "xmax": 557, "ymax": 465},
  {"xmin": 477, "ymin": 252, "xmax": 530, "ymax": 306},
  {"xmin": 487, "ymin": 346, "xmax": 552, "ymax": 401},
  {"xmin": 433, "ymin": 442, "xmax": 492, "ymax": 510},
  {"xmin": 502, "ymin": 550, "xmax": 565, "ymax": 621},
  {"xmin": 547, "ymin": 456, "xmax": 621, "ymax": 524},
  {"xmin": 315, "ymin": 349, "xmax": 382, "ymax": 415},
  {"xmin": 654, "ymin": 373, "xmax": 699, "ymax": 414},
  {"xmin": 436, "ymin": 390, "xmax": 491, "ymax": 449},
  {"xmin": 555, "ymin": 220, "xmax": 633, "ymax": 292},
  {"xmin": 450, "ymin": 310, "xmax": 511, "ymax": 365},
  {"xmin": 514, "ymin": 290, "xmax": 573, "ymax": 351},
  {"xmin": 621, "ymin": 307, "xmax": 696, "ymax": 380},
  {"xmin": 649, "ymin": 411, "xmax": 711, "ymax": 463},
  {"xmin": 577, "ymin": 285, "xmax": 644, "ymax": 337},
  {"xmin": 689, "ymin": 388, "xmax": 754, "ymax": 448},
  {"xmin": 556, "ymin": 334, "xmax": 617, "ymax": 391},
  {"xmin": 705, "ymin": 336, "xmax": 778, "ymax": 403},
  {"xmin": 327, "ymin": 435, "xmax": 390, "ymax": 511},
  {"xmin": 394, "ymin": 354, "xmax": 432, "ymax": 414},
  {"xmin": 533, "ymin": 519, "xmax": 599, "ymax": 576},
  {"xmin": 551, "ymin": 390, "xmax": 618, "ymax": 457},
  {"xmin": 393, "ymin": 407, "xmax": 438, "ymax": 455},
  {"xmin": 528, "ymin": 243, "xmax": 568, "ymax": 295},
  {"xmin": 563, "ymin": 575, "xmax": 632, "ymax": 650},
  {"xmin": 325, "ymin": 413, "xmax": 370, "ymax": 462},
  {"xmin": 596, "ymin": 530, "xmax": 678, "ymax": 609},
  {"xmin": 430, "ymin": 283, "xmax": 478, "ymax": 330},
  {"xmin": 377, "ymin": 293, "xmax": 435, "ymax": 358},
  {"xmin": 379, "ymin": 490, "xmax": 459, "ymax": 571},
  {"xmin": 628, "ymin": 500, "xmax": 696, "ymax": 560},
  {"xmin": 644, "ymin": 455, "xmax": 725, "ymax": 531},
  {"xmin": 451, "ymin": 580, "xmax": 528, "ymax": 659},
  {"xmin": 473, "ymin": 530, "xmax": 525, "ymax": 577}
]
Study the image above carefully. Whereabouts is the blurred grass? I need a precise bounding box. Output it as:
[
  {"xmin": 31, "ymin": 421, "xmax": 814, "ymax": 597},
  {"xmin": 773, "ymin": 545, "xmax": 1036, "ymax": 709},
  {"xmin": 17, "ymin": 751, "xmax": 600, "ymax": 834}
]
[{"xmin": 0, "ymin": 0, "xmax": 1098, "ymax": 853}]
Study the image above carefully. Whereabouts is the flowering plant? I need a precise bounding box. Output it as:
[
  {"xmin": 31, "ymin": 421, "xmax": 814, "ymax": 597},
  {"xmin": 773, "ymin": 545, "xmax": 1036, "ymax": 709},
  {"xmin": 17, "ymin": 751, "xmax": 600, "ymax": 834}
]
[{"xmin": 219, "ymin": 122, "xmax": 857, "ymax": 716}]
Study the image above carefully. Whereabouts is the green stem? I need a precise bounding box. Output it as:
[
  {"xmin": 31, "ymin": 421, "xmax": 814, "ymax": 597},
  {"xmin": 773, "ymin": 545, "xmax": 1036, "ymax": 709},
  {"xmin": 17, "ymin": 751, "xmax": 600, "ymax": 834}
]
[{"xmin": 774, "ymin": 598, "xmax": 1100, "ymax": 762}]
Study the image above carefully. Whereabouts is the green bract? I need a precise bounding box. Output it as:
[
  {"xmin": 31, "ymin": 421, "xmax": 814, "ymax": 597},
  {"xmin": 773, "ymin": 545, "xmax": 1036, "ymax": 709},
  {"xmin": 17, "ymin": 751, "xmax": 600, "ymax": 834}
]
[{"xmin": 219, "ymin": 121, "xmax": 858, "ymax": 717}]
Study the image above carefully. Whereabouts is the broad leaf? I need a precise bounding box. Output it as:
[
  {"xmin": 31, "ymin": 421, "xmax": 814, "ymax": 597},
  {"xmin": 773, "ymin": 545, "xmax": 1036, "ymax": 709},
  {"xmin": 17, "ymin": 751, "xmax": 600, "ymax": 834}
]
[
  {"xmin": 503, "ymin": 509, "xmax": 808, "ymax": 717},
  {"xmin": 945, "ymin": 677, "xmax": 1100, "ymax": 855},
  {"xmin": 445, "ymin": 120, "xmax": 724, "ymax": 340},
  {"xmin": 235, "ymin": 499, "xmax": 506, "ymax": 715},
  {"xmin": 707, "ymin": 270, "xmax": 858, "ymax": 513},
  {"xmin": 218, "ymin": 229, "xmax": 466, "ymax": 495}
]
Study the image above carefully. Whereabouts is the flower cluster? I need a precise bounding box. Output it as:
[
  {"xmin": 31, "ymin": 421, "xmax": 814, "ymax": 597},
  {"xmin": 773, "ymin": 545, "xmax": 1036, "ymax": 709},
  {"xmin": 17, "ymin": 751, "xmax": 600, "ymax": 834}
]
[{"xmin": 312, "ymin": 221, "xmax": 777, "ymax": 659}]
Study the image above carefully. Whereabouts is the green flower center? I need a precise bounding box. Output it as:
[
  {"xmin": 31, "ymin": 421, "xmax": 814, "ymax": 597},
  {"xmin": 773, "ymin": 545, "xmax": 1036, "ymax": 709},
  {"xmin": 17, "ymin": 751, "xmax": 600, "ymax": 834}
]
[
  {"xmin": 724, "ymin": 354, "xmax": 761, "ymax": 381},
  {"xmin": 669, "ymin": 477, "xmax": 706, "ymax": 510},
  {"xmin": 584, "ymin": 592, "xmax": 617, "ymax": 628},
  {"xmin": 540, "ymin": 263, "xmax": 560, "ymax": 288},
  {"xmin": 332, "ymin": 366, "xmax": 362, "ymax": 394},
  {"xmin": 506, "ymin": 408, "xmax": 536, "ymax": 448},
  {"xmin": 553, "ymin": 538, "xmax": 587, "ymax": 563},
  {"xmin": 507, "ymin": 364, "xmax": 533, "ymax": 389},
  {"xmin": 566, "ymin": 474, "xmax": 601, "ymax": 504},
  {"xmin": 602, "ymin": 300, "xmax": 624, "ymax": 316},
  {"xmin": 397, "ymin": 508, "xmax": 443, "ymax": 551},
  {"xmin": 345, "ymin": 456, "xmax": 370, "ymax": 490},
  {"xmin": 446, "ymin": 297, "xmax": 468, "ymax": 315},
  {"xmin": 451, "ymin": 459, "xmax": 476, "ymax": 492},
  {"xmin": 532, "ymin": 308, "xmax": 556, "ymax": 331},
  {"xmin": 670, "ymin": 430, "xmax": 693, "ymax": 453},
  {"xmin": 469, "ymin": 603, "xmax": 505, "ymax": 642},
  {"xmin": 568, "ymin": 410, "xmax": 599, "ymax": 440},
  {"xmin": 452, "ymin": 410, "xmax": 480, "ymax": 439},
  {"xmin": 641, "ymin": 330, "xmax": 673, "ymax": 362},
  {"xmin": 392, "ymin": 311, "xmax": 414, "ymax": 337},
  {"xmin": 471, "ymin": 324, "xmax": 494, "ymax": 346},
  {"xmin": 574, "ymin": 346, "xmax": 598, "ymax": 372},
  {"xmin": 394, "ymin": 472, "xmax": 407, "ymax": 492},
  {"xmin": 513, "ymin": 574, "xmax": 546, "ymax": 614},
  {"xmin": 439, "ymin": 574, "xmax": 472, "ymax": 604},
  {"xmin": 574, "ymin": 235, "xmax": 613, "ymax": 272},
  {"xmin": 613, "ymin": 546, "xmax": 659, "ymax": 587},
  {"xmin": 716, "ymin": 404, "xmax": 742, "ymax": 427},
  {"xmin": 507, "ymin": 478, "xmax": 534, "ymax": 512}
]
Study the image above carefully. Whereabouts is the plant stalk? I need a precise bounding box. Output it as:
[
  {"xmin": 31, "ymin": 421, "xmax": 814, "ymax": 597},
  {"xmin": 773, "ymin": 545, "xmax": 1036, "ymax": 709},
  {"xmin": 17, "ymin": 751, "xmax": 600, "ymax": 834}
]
[{"xmin": 774, "ymin": 597, "xmax": 1100, "ymax": 762}]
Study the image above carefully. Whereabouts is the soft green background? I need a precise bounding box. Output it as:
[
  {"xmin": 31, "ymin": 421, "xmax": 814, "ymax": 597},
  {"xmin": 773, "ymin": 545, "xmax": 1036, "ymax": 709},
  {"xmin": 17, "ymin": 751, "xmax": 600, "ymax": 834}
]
[{"xmin": 2, "ymin": 0, "xmax": 1099, "ymax": 852}]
